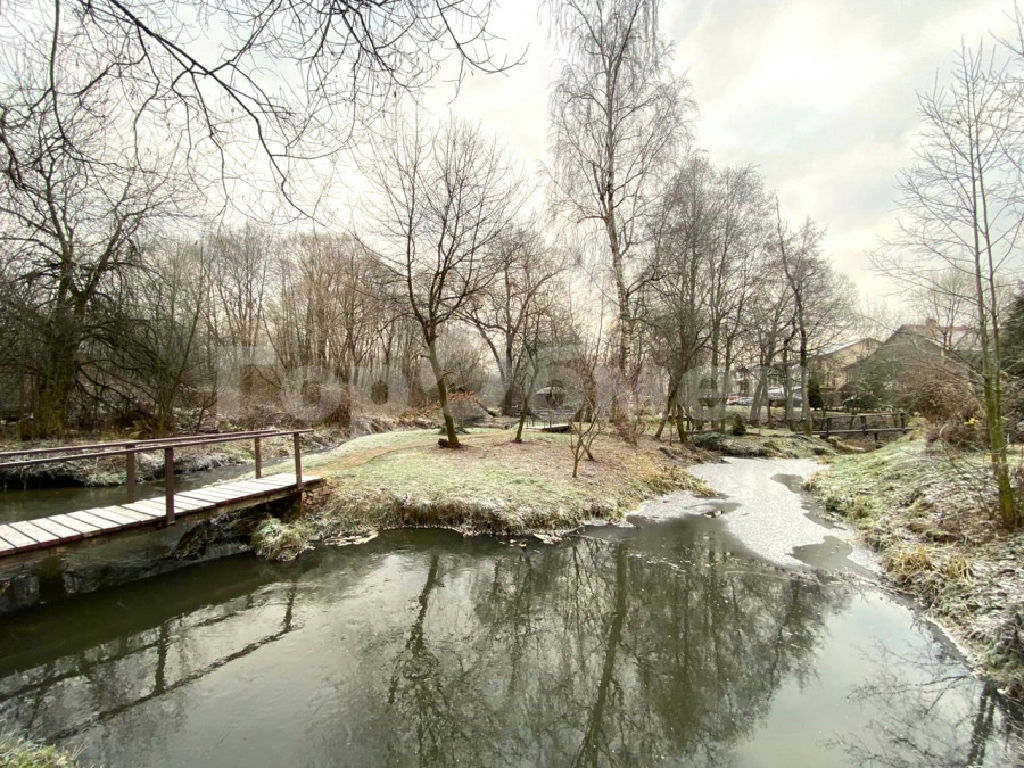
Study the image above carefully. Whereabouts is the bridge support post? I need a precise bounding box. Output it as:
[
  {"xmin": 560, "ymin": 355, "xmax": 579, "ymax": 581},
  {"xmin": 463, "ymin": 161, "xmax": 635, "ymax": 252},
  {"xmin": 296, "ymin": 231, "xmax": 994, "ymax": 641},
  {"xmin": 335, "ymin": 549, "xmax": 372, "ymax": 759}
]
[
  {"xmin": 164, "ymin": 447, "xmax": 175, "ymax": 526},
  {"xmin": 254, "ymin": 436, "xmax": 263, "ymax": 479},
  {"xmin": 126, "ymin": 445, "xmax": 136, "ymax": 503},
  {"xmin": 293, "ymin": 432, "xmax": 303, "ymax": 491}
]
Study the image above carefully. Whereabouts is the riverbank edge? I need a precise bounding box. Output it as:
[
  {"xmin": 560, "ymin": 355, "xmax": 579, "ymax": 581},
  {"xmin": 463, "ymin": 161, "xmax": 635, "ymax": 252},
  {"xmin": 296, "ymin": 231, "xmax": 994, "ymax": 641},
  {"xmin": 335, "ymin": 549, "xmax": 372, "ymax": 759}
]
[
  {"xmin": 805, "ymin": 435, "xmax": 1024, "ymax": 699},
  {"xmin": 0, "ymin": 731, "xmax": 81, "ymax": 767},
  {"xmin": 251, "ymin": 434, "xmax": 721, "ymax": 562}
]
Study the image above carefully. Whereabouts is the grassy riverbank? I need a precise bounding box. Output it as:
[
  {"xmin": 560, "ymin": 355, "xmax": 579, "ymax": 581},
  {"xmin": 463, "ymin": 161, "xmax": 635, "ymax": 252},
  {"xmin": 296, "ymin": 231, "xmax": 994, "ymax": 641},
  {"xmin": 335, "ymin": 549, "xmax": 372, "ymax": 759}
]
[
  {"xmin": 252, "ymin": 429, "xmax": 715, "ymax": 560},
  {"xmin": 807, "ymin": 435, "xmax": 1024, "ymax": 697},
  {"xmin": 0, "ymin": 733, "xmax": 80, "ymax": 768}
]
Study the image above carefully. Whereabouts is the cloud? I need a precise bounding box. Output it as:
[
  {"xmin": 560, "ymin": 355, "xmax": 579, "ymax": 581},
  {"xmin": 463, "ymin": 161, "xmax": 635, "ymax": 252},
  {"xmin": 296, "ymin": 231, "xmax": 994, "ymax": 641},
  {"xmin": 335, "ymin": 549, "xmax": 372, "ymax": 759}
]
[{"xmin": 432, "ymin": 0, "xmax": 1015, "ymax": 313}]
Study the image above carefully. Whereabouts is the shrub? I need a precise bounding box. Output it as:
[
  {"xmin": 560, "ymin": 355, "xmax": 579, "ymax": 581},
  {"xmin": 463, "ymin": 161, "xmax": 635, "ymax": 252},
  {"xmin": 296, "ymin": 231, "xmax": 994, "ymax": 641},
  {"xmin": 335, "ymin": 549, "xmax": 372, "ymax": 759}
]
[
  {"xmin": 252, "ymin": 517, "xmax": 311, "ymax": 562},
  {"xmin": 885, "ymin": 545, "xmax": 934, "ymax": 580},
  {"xmin": 914, "ymin": 372, "xmax": 981, "ymax": 424},
  {"xmin": 925, "ymin": 419, "xmax": 987, "ymax": 450},
  {"xmin": 0, "ymin": 734, "xmax": 80, "ymax": 768}
]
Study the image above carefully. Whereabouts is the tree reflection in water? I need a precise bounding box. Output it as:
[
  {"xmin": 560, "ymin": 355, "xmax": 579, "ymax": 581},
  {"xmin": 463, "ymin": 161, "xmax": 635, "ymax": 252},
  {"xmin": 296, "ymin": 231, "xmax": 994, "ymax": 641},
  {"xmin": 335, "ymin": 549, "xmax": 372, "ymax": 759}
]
[
  {"xmin": 834, "ymin": 644, "xmax": 1021, "ymax": 767},
  {"xmin": 375, "ymin": 532, "xmax": 843, "ymax": 767},
  {"xmin": 0, "ymin": 527, "xmax": 1018, "ymax": 767}
]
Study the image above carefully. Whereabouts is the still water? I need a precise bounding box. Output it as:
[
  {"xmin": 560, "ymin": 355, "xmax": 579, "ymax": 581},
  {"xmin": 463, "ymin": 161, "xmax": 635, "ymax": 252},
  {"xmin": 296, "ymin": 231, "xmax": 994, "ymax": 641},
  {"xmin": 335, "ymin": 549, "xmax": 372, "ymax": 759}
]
[{"xmin": 0, "ymin": 459, "xmax": 1019, "ymax": 766}]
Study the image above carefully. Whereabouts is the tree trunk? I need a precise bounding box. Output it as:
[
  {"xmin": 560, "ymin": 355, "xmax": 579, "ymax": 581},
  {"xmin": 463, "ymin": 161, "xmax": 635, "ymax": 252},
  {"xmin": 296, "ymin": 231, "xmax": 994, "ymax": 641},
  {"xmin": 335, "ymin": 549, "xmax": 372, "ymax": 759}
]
[
  {"xmin": 514, "ymin": 368, "xmax": 537, "ymax": 443},
  {"xmin": 654, "ymin": 379, "xmax": 678, "ymax": 440},
  {"xmin": 799, "ymin": 329, "xmax": 811, "ymax": 435},
  {"xmin": 969, "ymin": 143, "xmax": 1016, "ymax": 527},
  {"xmin": 426, "ymin": 339, "xmax": 459, "ymax": 448},
  {"xmin": 35, "ymin": 329, "xmax": 80, "ymax": 437}
]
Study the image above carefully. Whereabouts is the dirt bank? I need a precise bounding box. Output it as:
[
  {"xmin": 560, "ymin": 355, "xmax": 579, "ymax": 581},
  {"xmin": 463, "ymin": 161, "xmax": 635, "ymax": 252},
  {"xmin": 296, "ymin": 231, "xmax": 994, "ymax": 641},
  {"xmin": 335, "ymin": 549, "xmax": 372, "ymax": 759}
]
[
  {"xmin": 691, "ymin": 428, "xmax": 835, "ymax": 459},
  {"xmin": 806, "ymin": 435, "xmax": 1024, "ymax": 697},
  {"xmin": 252, "ymin": 430, "xmax": 715, "ymax": 561}
]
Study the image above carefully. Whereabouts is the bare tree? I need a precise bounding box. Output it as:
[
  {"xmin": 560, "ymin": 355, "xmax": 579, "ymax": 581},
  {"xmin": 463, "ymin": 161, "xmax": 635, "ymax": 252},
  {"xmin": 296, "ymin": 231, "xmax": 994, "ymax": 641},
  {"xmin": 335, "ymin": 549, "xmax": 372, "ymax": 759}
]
[
  {"xmin": 0, "ymin": 63, "xmax": 183, "ymax": 435},
  {"xmin": 463, "ymin": 225, "xmax": 565, "ymax": 413},
  {"xmin": 0, "ymin": 0, "xmax": 521, "ymax": 206},
  {"xmin": 778, "ymin": 208, "xmax": 853, "ymax": 432},
  {"xmin": 703, "ymin": 165, "xmax": 765, "ymax": 430},
  {"xmin": 102, "ymin": 241, "xmax": 213, "ymax": 434},
  {"xmin": 570, "ymin": 399, "xmax": 601, "ymax": 479},
  {"xmin": 912, "ymin": 268, "xmax": 975, "ymax": 352},
  {"xmin": 647, "ymin": 155, "xmax": 714, "ymax": 440},
  {"xmin": 875, "ymin": 41, "xmax": 1022, "ymax": 526},
  {"xmin": 548, "ymin": 0, "xmax": 694, "ymax": 429},
  {"xmin": 366, "ymin": 113, "xmax": 522, "ymax": 447}
]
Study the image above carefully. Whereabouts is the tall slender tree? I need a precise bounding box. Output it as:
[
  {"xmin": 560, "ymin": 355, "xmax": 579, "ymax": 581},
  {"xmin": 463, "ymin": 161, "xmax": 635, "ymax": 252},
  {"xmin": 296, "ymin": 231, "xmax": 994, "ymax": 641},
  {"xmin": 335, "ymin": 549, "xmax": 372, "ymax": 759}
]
[
  {"xmin": 548, "ymin": 0, "xmax": 693, "ymax": 432},
  {"xmin": 877, "ymin": 42, "xmax": 1021, "ymax": 526}
]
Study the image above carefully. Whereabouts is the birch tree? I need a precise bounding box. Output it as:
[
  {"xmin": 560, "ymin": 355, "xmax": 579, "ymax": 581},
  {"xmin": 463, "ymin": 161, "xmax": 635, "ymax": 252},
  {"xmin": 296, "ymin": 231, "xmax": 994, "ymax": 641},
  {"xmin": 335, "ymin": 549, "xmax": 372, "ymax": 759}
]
[{"xmin": 548, "ymin": 0, "xmax": 693, "ymax": 428}]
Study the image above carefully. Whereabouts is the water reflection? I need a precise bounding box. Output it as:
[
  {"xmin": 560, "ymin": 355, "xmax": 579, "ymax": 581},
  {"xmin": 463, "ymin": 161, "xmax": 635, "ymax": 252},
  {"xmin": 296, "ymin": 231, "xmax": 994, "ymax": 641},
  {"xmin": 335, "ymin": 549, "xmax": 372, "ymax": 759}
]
[
  {"xmin": 835, "ymin": 645, "xmax": 1018, "ymax": 767},
  {"xmin": 0, "ymin": 526, "xmax": 1017, "ymax": 767}
]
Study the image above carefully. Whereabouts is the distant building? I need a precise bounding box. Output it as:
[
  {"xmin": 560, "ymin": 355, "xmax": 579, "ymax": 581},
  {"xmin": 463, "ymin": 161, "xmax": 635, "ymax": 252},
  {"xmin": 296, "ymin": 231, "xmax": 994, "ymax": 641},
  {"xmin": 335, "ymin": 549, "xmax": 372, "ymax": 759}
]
[
  {"xmin": 896, "ymin": 319, "xmax": 978, "ymax": 354},
  {"xmin": 810, "ymin": 338, "xmax": 882, "ymax": 406},
  {"xmin": 839, "ymin": 321, "xmax": 978, "ymax": 407}
]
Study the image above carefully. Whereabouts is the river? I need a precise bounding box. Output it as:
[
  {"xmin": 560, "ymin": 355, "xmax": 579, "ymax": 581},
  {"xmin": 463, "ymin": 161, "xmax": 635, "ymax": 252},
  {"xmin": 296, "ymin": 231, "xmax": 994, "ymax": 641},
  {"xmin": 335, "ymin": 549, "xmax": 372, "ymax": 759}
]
[{"xmin": 0, "ymin": 457, "xmax": 1019, "ymax": 766}]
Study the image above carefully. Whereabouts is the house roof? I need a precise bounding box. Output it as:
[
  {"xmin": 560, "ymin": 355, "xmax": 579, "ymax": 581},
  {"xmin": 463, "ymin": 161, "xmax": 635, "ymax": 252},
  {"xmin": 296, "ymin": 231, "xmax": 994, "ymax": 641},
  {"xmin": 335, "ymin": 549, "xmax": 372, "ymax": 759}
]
[
  {"xmin": 818, "ymin": 338, "xmax": 881, "ymax": 357},
  {"xmin": 896, "ymin": 322, "xmax": 978, "ymax": 350}
]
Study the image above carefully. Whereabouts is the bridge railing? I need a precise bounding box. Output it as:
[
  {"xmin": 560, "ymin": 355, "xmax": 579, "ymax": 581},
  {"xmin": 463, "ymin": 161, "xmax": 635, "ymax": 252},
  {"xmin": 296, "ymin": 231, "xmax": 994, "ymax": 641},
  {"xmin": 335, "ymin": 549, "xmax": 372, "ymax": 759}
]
[
  {"xmin": 812, "ymin": 412, "xmax": 908, "ymax": 440},
  {"xmin": 0, "ymin": 429, "xmax": 313, "ymax": 526}
]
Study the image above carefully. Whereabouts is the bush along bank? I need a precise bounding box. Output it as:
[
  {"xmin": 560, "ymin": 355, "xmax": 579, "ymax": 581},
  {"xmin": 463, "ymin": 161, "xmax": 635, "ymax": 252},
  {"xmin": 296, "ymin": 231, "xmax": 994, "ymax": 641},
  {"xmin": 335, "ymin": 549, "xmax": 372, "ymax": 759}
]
[
  {"xmin": 252, "ymin": 432, "xmax": 716, "ymax": 562},
  {"xmin": 806, "ymin": 434, "xmax": 1024, "ymax": 697}
]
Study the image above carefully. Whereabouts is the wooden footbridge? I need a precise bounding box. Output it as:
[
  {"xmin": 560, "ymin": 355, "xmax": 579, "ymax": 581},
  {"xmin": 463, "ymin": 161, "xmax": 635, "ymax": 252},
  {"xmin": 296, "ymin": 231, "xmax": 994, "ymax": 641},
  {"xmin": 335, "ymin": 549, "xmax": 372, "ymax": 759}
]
[
  {"xmin": 811, "ymin": 411, "xmax": 909, "ymax": 441},
  {"xmin": 0, "ymin": 430, "xmax": 321, "ymax": 558}
]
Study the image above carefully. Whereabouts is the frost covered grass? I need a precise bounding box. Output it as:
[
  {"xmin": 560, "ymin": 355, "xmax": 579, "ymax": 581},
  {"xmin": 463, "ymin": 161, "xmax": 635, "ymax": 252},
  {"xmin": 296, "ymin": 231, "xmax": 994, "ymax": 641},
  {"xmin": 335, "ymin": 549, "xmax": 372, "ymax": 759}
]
[
  {"xmin": 0, "ymin": 733, "xmax": 82, "ymax": 768},
  {"xmin": 253, "ymin": 431, "xmax": 713, "ymax": 561},
  {"xmin": 807, "ymin": 434, "xmax": 1024, "ymax": 697}
]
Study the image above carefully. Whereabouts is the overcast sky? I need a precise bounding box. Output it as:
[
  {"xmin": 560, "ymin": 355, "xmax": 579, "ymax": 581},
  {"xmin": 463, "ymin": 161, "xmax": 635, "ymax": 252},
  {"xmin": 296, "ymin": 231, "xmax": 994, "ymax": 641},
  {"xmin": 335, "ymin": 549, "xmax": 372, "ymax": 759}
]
[{"xmin": 423, "ymin": 0, "xmax": 1016, "ymax": 318}]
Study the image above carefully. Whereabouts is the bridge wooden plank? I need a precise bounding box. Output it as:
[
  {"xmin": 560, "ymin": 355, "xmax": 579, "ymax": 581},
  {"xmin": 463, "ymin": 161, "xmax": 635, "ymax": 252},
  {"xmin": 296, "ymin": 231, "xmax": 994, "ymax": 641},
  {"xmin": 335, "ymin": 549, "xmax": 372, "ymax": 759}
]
[
  {"xmin": 0, "ymin": 471, "xmax": 322, "ymax": 560},
  {"xmin": 125, "ymin": 499, "xmax": 176, "ymax": 515},
  {"xmin": 168, "ymin": 495, "xmax": 213, "ymax": 510},
  {"xmin": 199, "ymin": 484, "xmax": 244, "ymax": 497},
  {"xmin": 8, "ymin": 521, "xmax": 61, "ymax": 546},
  {"xmin": 217, "ymin": 482, "xmax": 272, "ymax": 498},
  {"xmin": 0, "ymin": 525, "xmax": 38, "ymax": 550},
  {"xmin": 229, "ymin": 481, "xmax": 274, "ymax": 493},
  {"xmin": 66, "ymin": 510, "xmax": 122, "ymax": 532},
  {"xmin": 4, "ymin": 522, "xmax": 47, "ymax": 544},
  {"xmin": 100, "ymin": 506, "xmax": 155, "ymax": 525},
  {"xmin": 184, "ymin": 489, "xmax": 238, "ymax": 504},
  {"xmin": 48, "ymin": 514, "xmax": 102, "ymax": 535},
  {"xmin": 31, "ymin": 517, "xmax": 83, "ymax": 541},
  {"xmin": 81, "ymin": 507, "xmax": 142, "ymax": 527},
  {"xmin": 165, "ymin": 497, "xmax": 209, "ymax": 512},
  {"xmin": 245, "ymin": 477, "xmax": 293, "ymax": 489},
  {"xmin": 119, "ymin": 502, "xmax": 166, "ymax": 518}
]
